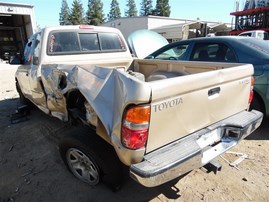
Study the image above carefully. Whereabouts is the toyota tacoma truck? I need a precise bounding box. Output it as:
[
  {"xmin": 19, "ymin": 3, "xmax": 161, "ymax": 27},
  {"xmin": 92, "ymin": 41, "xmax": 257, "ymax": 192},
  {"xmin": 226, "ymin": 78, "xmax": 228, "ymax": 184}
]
[{"xmin": 15, "ymin": 25, "xmax": 263, "ymax": 189}]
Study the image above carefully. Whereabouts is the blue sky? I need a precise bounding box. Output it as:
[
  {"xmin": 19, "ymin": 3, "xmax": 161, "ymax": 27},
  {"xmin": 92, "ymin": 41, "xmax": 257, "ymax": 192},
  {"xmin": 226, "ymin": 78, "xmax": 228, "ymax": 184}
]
[{"xmin": 2, "ymin": 0, "xmax": 241, "ymax": 27}]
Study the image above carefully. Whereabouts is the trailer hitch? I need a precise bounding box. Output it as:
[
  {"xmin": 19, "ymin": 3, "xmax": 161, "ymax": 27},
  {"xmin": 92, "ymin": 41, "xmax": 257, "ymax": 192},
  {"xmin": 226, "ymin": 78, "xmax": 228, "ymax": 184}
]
[{"xmin": 202, "ymin": 159, "xmax": 222, "ymax": 174}]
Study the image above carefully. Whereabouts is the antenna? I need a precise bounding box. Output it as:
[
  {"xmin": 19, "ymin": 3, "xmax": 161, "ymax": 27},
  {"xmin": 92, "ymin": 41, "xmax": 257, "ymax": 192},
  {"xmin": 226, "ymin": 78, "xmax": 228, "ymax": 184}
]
[{"xmin": 236, "ymin": 1, "xmax": 240, "ymax": 11}]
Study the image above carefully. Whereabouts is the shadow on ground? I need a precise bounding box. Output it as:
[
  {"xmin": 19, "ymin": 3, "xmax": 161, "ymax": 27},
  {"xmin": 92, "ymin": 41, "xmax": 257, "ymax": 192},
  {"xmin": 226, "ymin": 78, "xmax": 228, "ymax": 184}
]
[{"xmin": 246, "ymin": 116, "xmax": 269, "ymax": 140}]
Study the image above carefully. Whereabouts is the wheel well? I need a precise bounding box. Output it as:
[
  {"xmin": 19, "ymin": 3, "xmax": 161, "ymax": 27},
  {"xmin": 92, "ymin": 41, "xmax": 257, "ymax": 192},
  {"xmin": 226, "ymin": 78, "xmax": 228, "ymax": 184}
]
[
  {"xmin": 66, "ymin": 90, "xmax": 86, "ymax": 112},
  {"xmin": 15, "ymin": 78, "xmax": 20, "ymax": 89},
  {"xmin": 15, "ymin": 78, "xmax": 19, "ymax": 89},
  {"xmin": 252, "ymin": 90, "xmax": 266, "ymax": 114},
  {"xmin": 65, "ymin": 90, "xmax": 89, "ymax": 123},
  {"xmin": 65, "ymin": 90, "xmax": 111, "ymax": 146},
  {"xmin": 66, "ymin": 90, "xmax": 86, "ymax": 109}
]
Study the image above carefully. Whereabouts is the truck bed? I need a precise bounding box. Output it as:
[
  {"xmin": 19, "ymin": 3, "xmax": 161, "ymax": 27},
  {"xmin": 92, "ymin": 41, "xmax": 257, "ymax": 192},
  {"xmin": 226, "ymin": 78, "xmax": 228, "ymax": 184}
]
[
  {"xmin": 130, "ymin": 59, "xmax": 253, "ymax": 152},
  {"xmin": 34, "ymin": 59, "xmax": 255, "ymax": 165}
]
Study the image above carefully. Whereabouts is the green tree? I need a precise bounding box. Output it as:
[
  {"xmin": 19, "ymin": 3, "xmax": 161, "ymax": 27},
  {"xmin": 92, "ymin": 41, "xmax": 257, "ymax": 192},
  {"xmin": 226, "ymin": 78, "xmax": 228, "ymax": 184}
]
[
  {"xmin": 108, "ymin": 0, "xmax": 121, "ymax": 21},
  {"xmin": 69, "ymin": 0, "xmax": 85, "ymax": 25},
  {"xmin": 155, "ymin": 0, "xmax": 170, "ymax": 17},
  {"xmin": 140, "ymin": 0, "xmax": 153, "ymax": 16},
  {"xmin": 125, "ymin": 0, "xmax": 137, "ymax": 17},
  {"xmin": 86, "ymin": 0, "xmax": 105, "ymax": 25},
  {"xmin": 59, "ymin": 0, "xmax": 71, "ymax": 25}
]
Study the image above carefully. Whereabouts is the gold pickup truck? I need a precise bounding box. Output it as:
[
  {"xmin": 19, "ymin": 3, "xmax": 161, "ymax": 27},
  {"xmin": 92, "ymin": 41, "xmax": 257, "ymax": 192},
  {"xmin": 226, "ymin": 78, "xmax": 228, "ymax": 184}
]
[{"xmin": 15, "ymin": 25, "xmax": 263, "ymax": 189}]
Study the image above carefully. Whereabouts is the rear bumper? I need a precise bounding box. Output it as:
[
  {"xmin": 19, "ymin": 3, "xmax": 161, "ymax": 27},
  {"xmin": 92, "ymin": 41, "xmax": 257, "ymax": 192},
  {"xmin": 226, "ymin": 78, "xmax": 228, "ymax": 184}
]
[{"xmin": 130, "ymin": 110, "xmax": 263, "ymax": 187}]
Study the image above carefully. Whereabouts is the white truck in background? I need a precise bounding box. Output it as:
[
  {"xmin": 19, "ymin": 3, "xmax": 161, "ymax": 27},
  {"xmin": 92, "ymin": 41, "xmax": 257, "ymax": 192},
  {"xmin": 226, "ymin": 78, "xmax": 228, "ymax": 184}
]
[
  {"xmin": 14, "ymin": 25, "xmax": 263, "ymax": 190},
  {"xmin": 238, "ymin": 30, "xmax": 269, "ymax": 40}
]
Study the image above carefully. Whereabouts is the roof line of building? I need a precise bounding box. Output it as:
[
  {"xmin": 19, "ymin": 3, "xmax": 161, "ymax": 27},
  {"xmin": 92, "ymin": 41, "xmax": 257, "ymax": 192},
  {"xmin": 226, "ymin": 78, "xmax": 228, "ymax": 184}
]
[
  {"xmin": 105, "ymin": 15, "xmax": 230, "ymax": 25},
  {"xmin": 0, "ymin": 1, "xmax": 34, "ymax": 8}
]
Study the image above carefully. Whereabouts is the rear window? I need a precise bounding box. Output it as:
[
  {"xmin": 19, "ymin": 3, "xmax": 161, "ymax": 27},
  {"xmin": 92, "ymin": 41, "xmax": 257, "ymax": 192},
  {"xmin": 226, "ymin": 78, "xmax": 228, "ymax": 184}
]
[
  {"xmin": 47, "ymin": 31, "xmax": 126, "ymax": 55},
  {"xmin": 99, "ymin": 33, "xmax": 124, "ymax": 50}
]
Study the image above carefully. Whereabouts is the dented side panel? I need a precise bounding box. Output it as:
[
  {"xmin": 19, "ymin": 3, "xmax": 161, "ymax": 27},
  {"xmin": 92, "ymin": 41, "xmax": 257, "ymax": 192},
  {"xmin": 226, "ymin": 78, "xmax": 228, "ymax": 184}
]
[
  {"xmin": 41, "ymin": 65, "xmax": 68, "ymax": 121},
  {"xmin": 40, "ymin": 64, "xmax": 152, "ymax": 141}
]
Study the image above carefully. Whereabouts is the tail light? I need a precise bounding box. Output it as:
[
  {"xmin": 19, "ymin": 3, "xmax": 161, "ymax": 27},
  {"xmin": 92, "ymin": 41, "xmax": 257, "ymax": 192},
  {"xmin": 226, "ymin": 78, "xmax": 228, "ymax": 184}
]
[
  {"xmin": 121, "ymin": 105, "xmax": 150, "ymax": 149},
  {"xmin": 249, "ymin": 76, "xmax": 254, "ymax": 104}
]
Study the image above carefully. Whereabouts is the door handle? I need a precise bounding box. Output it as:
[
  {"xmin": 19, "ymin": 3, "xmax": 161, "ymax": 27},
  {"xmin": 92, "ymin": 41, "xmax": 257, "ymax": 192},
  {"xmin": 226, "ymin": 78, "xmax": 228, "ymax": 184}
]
[{"xmin": 208, "ymin": 87, "xmax": 221, "ymax": 97}]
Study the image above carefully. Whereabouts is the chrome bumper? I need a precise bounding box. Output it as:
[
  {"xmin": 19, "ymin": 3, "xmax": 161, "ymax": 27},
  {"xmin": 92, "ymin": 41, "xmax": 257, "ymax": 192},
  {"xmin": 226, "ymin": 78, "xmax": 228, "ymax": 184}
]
[{"xmin": 130, "ymin": 110, "xmax": 263, "ymax": 187}]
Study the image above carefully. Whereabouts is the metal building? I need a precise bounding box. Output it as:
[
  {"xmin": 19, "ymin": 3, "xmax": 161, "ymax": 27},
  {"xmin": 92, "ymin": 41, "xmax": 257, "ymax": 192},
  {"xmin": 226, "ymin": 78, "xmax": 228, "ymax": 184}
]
[
  {"xmin": 0, "ymin": 2, "xmax": 36, "ymax": 62},
  {"xmin": 102, "ymin": 15, "xmax": 231, "ymax": 42}
]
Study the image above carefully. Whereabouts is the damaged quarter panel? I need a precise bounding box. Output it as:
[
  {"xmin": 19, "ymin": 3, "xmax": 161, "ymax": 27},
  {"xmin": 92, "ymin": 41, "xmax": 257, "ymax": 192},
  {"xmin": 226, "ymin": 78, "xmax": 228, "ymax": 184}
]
[{"xmin": 40, "ymin": 64, "xmax": 152, "ymax": 165}]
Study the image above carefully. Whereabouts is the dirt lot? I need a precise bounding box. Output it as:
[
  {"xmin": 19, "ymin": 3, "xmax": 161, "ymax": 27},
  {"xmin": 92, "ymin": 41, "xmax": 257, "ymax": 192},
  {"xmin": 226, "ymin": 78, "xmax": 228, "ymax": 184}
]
[{"xmin": 0, "ymin": 64, "xmax": 269, "ymax": 202}]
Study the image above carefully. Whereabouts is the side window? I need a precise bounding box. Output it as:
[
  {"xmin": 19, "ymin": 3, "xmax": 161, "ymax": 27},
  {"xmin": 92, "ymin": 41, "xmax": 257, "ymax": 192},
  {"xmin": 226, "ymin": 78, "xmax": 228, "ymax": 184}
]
[
  {"xmin": 79, "ymin": 33, "xmax": 100, "ymax": 51},
  {"xmin": 190, "ymin": 44, "xmax": 211, "ymax": 61},
  {"xmin": 190, "ymin": 43, "xmax": 237, "ymax": 62},
  {"xmin": 257, "ymin": 32, "xmax": 263, "ymax": 40},
  {"xmin": 155, "ymin": 44, "xmax": 189, "ymax": 60},
  {"xmin": 240, "ymin": 33, "xmax": 251, "ymax": 37}
]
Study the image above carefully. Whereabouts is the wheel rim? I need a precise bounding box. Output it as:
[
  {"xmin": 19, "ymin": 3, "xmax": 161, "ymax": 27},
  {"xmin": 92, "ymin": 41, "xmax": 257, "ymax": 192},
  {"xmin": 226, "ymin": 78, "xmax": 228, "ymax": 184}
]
[{"xmin": 66, "ymin": 148, "xmax": 100, "ymax": 185}]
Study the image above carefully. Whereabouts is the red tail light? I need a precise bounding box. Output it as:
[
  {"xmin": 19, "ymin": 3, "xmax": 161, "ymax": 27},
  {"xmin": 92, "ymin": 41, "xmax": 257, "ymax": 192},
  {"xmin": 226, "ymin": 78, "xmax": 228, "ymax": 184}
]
[
  {"xmin": 249, "ymin": 90, "xmax": 254, "ymax": 103},
  {"xmin": 121, "ymin": 105, "xmax": 150, "ymax": 149},
  {"xmin": 249, "ymin": 76, "xmax": 254, "ymax": 104}
]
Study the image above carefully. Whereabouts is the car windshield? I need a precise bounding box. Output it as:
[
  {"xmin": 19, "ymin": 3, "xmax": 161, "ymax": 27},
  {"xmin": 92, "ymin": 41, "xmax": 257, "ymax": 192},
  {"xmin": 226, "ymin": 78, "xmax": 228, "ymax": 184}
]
[{"xmin": 240, "ymin": 38, "xmax": 269, "ymax": 55}]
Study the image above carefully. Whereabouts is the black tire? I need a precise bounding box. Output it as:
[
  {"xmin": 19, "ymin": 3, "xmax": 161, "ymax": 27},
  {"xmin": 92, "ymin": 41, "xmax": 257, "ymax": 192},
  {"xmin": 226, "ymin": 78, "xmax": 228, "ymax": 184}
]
[
  {"xmin": 16, "ymin": 81, "xmax": 27, "ymax": 104},
  {"xmin": 16, "ymin": 80, "xmax": 33, "ymax": 107},
  {"xmin": 59, "ymin": 126, "xmax": 123, "ymax": 190}
]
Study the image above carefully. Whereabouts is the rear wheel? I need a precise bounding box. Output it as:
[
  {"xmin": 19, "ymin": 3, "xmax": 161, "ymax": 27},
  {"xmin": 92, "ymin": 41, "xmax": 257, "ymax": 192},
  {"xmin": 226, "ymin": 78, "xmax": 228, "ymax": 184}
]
[
  {"xmin": 65, "ymin": 147, "xmax": 100, "ymax": 185},
  {"xmin": 59, "ymin": 126, "xmax": 123, "ymax": 190}
]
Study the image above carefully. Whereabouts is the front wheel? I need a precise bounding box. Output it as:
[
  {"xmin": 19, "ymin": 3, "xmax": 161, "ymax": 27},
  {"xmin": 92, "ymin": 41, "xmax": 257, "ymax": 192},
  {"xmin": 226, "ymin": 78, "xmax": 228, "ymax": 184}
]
[{"xmin": 16, "ymin": 80, "xmax": 28, "ymax": 105}]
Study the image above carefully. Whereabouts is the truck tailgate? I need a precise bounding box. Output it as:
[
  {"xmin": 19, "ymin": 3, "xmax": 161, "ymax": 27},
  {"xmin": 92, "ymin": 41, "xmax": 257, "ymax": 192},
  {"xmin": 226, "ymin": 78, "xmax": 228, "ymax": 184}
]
[{"xmin": 146, "ymin": 64, "xmax": 253, "ymax": 152}]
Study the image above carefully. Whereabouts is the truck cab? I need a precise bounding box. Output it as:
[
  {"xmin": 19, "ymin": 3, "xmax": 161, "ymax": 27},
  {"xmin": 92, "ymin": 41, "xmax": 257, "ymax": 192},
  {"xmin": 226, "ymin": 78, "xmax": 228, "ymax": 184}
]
[
  {"xmin": 16, "ymin": 25, "xmax": 133, "ymax": 115},
  {"xmin": 238, "ymin": 30, "xmax": 269, "ymax": 40}
]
